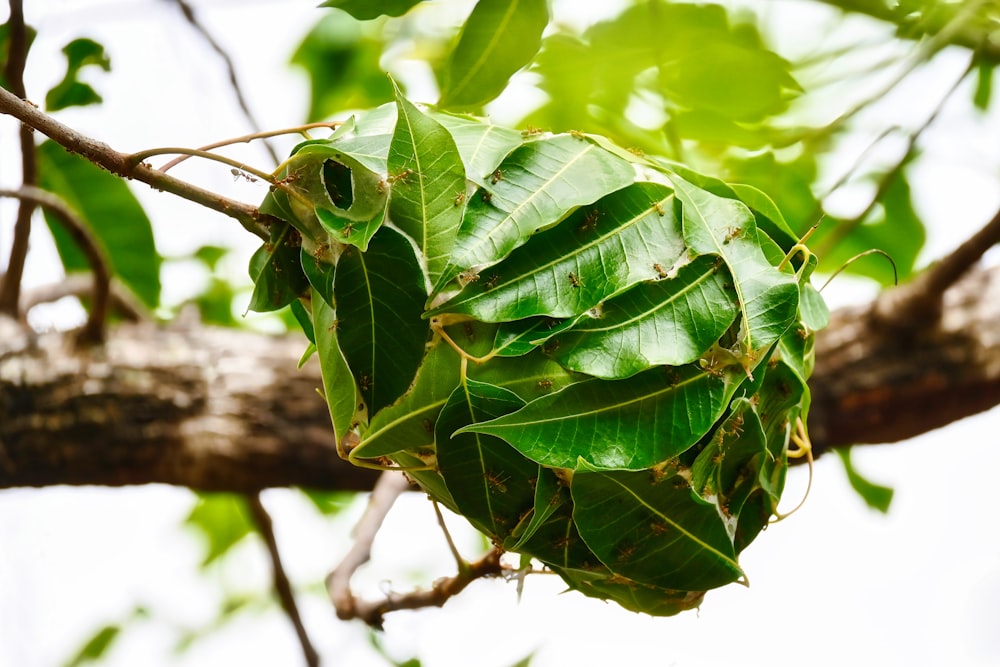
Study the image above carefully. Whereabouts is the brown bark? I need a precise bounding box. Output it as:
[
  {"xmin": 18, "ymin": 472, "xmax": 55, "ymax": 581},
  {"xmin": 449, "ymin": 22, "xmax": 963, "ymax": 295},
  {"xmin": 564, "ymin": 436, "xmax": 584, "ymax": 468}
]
[{"xmin": 2, "ymin": 263, "xmax": 999, "ymax": 492}]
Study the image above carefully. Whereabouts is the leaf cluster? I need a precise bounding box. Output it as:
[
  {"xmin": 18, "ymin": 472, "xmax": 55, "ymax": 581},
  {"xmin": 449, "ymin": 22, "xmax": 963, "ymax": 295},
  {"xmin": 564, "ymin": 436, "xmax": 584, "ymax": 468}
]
[{"xmin": 251, "ymin": 86, "xmax": 827, "ymax": 615}]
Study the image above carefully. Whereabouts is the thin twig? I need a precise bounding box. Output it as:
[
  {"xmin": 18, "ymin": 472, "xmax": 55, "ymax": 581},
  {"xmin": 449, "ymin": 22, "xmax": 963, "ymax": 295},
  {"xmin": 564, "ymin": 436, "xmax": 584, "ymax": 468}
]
[
  {"xmin": 0, "ymin": 187, "xmax": 111, "ymax": 343},
  {"xmin": 21, "ymin": 274, "xmax": 148, "ymax": 323},
  {"xmin": 0, "ymin": 85, "xmax": 272, "ymax": 240},
  {"xmin": 327, "ymin": 471, "xmax": 411, "ymax": 624},
  {"xmin": 158, "ymin": 122, "xmax": 340, "ymax": 173},
  {"xmin": 247, "ymin": 493, "xmax": 320, "ymax": 667},
  {"xmin": 0, "ymin": 0, "xmax": 37, "ymax": 318},
  {"xmin": 170, "ymin": 0, "xmax": 280, "ymax": 165},
  {"xmin": 431, "ymin": 501, "xmax": 465, "ymax": 570},
  {"xmin": 326, "ymin": 471, "xmax": 506, "ymax": 628},
  {"xmin": 125, "ymin": 147, "xmax": 278, "ymax": 184},
  {"xmin": 816, "ymin": 55, "xmax": 977, "ymax": 257}
]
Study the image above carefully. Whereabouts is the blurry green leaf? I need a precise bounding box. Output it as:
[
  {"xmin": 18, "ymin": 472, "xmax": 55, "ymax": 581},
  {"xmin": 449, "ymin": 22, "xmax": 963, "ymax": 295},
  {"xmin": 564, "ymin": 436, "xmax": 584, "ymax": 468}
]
[
  {"xmin": 291, "ymin": 13, "xmax": 394, "ymax": 121},
  {"xmin": 461, "ymin": 365, "xmax": 741, "ymax": 470},
  {"xmin": 973, "ymin": 59, "xmax": 993, "ymax": 110},
  {"xmin": 572, "ymin": 460, "xmax": 744, "ymax": 590},
  {"xmin": 301, "ymin": 488, "xmax": 353, "ymax": 515},
  {"xmin": 191, "ymin": 244, "xmax": 229, "ymax": 271},
  {"xmin": 191, "ymin": 277, "xmax": 239, "ymax": 327},
  {"xmin": 334, "ymin": 226, "xmax": 428, "ymax": 415},
  {"xmin": 185, "ymin": 494, "xmax": 254, "ymax": 566},
  {"xmin": 0, "ymin": 21, "xmax": 37, "ymax": 89},
  {"xmin": 246, "ymin": 222, "xmax": 309, "ymax": 312},
  {"xmin": 837, "ymin": 448, "xmax": 894, "ymax": 513},
  {"xmin": 37, "ymin": 140, "xmax": 161, "ymax": 308},
  {"xmin": 439, "ymin": 0, "xmax": 549, "ymax": 109},
  {"xmin": 46, "ymin": 37, "xmax": 111, "ymax": 111},
  {"xmin": 63, "ymin": 625, "xmax": 120, "ymax": 667},
  {"xmin": 388, "ymin": 80, "xmax": 467, "ymax": 282},
  {"xmin": 434, "ymin": 134, "xmax": 637, "ymax": 291},
  {"xmin": 320, "ymin": 0, "xmax": 427, "ymax": 19}
]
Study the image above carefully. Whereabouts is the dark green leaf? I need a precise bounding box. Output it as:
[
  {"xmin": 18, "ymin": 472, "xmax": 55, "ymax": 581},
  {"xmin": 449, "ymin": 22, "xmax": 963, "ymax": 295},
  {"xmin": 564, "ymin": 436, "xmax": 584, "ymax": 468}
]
[
  {"xmin": 45, "ymin": 38, "xmax": 111, "ymax": 111},
  {"xmin": 334, "ymin": 226, "xmax": 428, "ymax": 415},
  {"xmin": 37, "ymin": 140, "xmax": 161, "ymax": 308},
  {"xmin": 461, "ymin": 365, "xmax": 741, "ymax": 470},
  {"xmin": 319, "ymin": 0, "xmax": 427, "ymax": 20},
  {"xmin": 572, "ymin": 460, "xmax": 744, "ymax": 590},
  {"xmin": 436, "ymin": 134, "xmax": 636, "ymax": 289},
  {"xmin": 436, "ymin": 379, "xmax": 535, "ymax": 538},
  {"xmin": 0, "ymin": 21, "xmax": 37, "ymax": 89},
  {"xmin": 290, "ymin": 298, "xmax": 315, "ymax": 344},
  {"xmin": 837, "ymin": 448, "xmax": 894, "ymax": 513},
  {"xmin": 549, "ymin": 255, "xmax": 738, "ymax": 379},
  {"xmin": 439, "ymin": 0, "xmax": 549, "ymax": 109},
  {"xmin": 247, "ymin": 222, "xmax": 309, "ymax": 313},
  {"xmin": 388, "ymin": 80, "xmax": 467, "ymax": 282},
  {"xmin": 431, "ymin": 182, "xmax": 680, "ymax": 322}
]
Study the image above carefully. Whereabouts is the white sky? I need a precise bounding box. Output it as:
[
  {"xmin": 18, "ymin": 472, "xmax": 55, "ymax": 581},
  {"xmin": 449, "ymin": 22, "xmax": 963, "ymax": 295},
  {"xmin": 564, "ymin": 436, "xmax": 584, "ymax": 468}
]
[{"xmin": 1, "ymin": 2, "xmax": 999, "ymax": 666}]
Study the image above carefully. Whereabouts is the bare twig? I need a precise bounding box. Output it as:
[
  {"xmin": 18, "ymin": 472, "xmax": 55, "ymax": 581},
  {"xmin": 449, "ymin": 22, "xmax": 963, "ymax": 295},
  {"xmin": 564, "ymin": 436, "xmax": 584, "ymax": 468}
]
[
  {"xmin": 0, "ymin": 0, "xmax": 37, "ymax": 318},
  {"xmin": 0, "ymin": 85, "xmax": 272, "ymax": 240},
  {"xmin": 816, "ymin": 55, "xmax": 977, "ymax": 256},
  {"xmin": 327, "ymin": 471, "xmax": 410, "ymax": 625},
  {"xmin": 170, "ymin": 0, "xmax": 281, "ymax": 165},
  {"xmin": 21, "ymin": 274, "xmax": 148, "ymax": 323},
  {"xmin": 0, "ymin": 186, "xmax": 111, "ymax": 343},
  {"xmin": 158, "ymin": 122, "xmax": 340, "ymax": 173},
  {"xmin": 247, "ymin": 493, "xmax": 320, "ymax": 667}
]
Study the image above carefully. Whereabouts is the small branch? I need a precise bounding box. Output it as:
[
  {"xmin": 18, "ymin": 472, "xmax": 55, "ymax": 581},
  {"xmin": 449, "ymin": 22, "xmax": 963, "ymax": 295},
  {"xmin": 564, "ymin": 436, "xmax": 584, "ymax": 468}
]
[
  {"xmin": 21, "ymin": 274, "xmax": 148, "ymax": 323},
  {"xmin": 0, "ymin": 85, "xmax": 272, "ymax": 240},
  {"xmin": 171, "ymin": 0, "xmax": 281, "ymax": 166},
  {"xmin": 0, "ymin": 186, "xmax": 111, "ymax": 343},
  {"xmin": 327, "ymin": 471, "xmax": 410, "ymax": 626},
  {"xmin": 158, "ymin": 122, "xmax": 340, "ymax": 173},
  {"xmin": 247, "ymin": 493, "xmax": 320, "ymax": 667},
  {"xmin": 125, "ymin": 147, "xmax": 278, "ymax": 184},
  {"xmin": 0, "ymin": 0, "xmax": 37, "ymax": 318}
]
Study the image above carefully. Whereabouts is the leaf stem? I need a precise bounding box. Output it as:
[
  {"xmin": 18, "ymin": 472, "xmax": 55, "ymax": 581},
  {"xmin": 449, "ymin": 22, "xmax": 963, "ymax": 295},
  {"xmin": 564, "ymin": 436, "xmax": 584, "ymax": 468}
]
[
  {"xmin": 435, "ymin": 323, "xmax": 497, "ymax": 365},
  {"xmin": 125, "ymin": 147, "xmax": 277, "ymax": 184}
]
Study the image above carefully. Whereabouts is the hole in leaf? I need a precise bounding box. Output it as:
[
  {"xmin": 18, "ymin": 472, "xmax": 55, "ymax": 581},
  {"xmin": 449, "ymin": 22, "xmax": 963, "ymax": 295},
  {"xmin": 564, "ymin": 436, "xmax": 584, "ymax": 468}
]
[{"xmin": 323, "ymin": 160, "xmax": 353, "ymax": 210}]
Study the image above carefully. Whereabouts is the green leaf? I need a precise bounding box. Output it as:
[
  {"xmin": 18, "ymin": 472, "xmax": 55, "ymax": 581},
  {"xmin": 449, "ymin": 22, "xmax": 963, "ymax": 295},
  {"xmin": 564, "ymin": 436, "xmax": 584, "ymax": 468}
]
[
  {"xmin": 45, "ymin": 38, "xmax": 111, "ymax": 111},
  {"xmin": 185, "ymin": 494, "xmax": 253, "ymax": 566},
  {"xmin": 492, "ymin": 314, "xmax": 585, "ymax": 358},
  {"xmin": 388, "ymin": 80, "xmax": 467, "ymax": 282},
  {"xmin": 291, "ymin": 12, "xmax": 394, "ymax": 122},
  {"xmin": 246, "ymin": 222, "xmax": 309, "ymax": 313},
  {"xmin": 549, "ymin": 254, "xmax": 738, "ymax": 379},
  {"xmin": 319, "ymin": 0, "xmax": 427, "ymax": 20},
  {"xmin": 460, "ymin": 364, "xmax": 741, "ymax": 470},
  {"xmin": 668, "ymin": 173, "xmax": 799, "ymax": 361},
  {"xmin": 433, "ymin": 112, "xmax": 524, "ymax": 185},
  {"xmin": 431, "ymin": 181, "xmax": 680, "ymax": 322},
  {"xmin": 0, "ymin": 21, "xmax": 37, "ymax": 90},
  {"xmin": 837, "ymin": 448, "xmax": 894, "ymax": 513},
  {"xmin": 290, "ymin": 298, "xmax": 315, "ymax": 343},
  {"xmin": 973, "ymin": 59, "xmax": 993, "ymax": 110},
  {"xmin": 334, "ymin": 226, "xmax": 429, "ymax": 415},
  {"xmin": 439, "ymin": 0, "xmax": 549, "ymax": 110},
  {"xmin": 571, "ymin": 460, "xmax": 744, "ymax": 590},
  {"xmin": 63, "ymin": 624, "xmax": 121, "ymax": 667},
  {"xmin": 313, "ymin": 288, "xmax": 361, "ymax": 447},
  {"xmin": 436, "ymin": 134, "xmax": 636, "ymax": 289},
  {"xmin": 436, "ymin": 379, "xmax": 536, "ymax": 538},
  {"xmin": 37, "ymin": 140, "xmax": 161, "ymax": 308}
]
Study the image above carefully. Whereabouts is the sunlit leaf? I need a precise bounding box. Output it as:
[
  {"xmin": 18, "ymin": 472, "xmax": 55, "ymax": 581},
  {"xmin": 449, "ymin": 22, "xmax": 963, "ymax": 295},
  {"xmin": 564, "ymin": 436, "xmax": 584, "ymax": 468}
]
[
  {"xmin": 461, "ymin": 365, "xmax": 741, "ymax": 470},
  {"xmin": 45, "ymin": 38, "xmax": 110, "ymax": 111},
  {"xmin": 837, "ymin": 448, "xmax": 894, "ymax": 513},
  {"xmin": 319, "ymin": 0, "xmax": 427, "ymax": 19},
  {"xmin": 388, "ymin": 81, "xmax": 467, "ymax": 282},
  {"xmin": 439, "ymin": 0, "xmax": 549, "ymax": 110},
  {"xmin": 185, "ymin": 494, "xmax": 253, "ymax": 566}
]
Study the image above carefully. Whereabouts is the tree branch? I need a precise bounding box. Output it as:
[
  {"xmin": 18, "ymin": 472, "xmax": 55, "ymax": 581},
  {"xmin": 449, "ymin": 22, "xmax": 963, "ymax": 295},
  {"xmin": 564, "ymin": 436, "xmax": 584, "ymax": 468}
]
[
  {"xmin": 0, "ymin": 85, "xmax": 272, "ymax": 240},
  {"xmin": 2, "ymin": 261, "xmax": 1000, "ymax": 490}
]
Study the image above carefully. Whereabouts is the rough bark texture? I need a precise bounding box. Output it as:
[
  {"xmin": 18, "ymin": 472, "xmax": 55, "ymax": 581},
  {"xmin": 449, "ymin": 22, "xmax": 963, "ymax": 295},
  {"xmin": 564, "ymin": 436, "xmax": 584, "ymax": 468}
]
[{"xmin": 2, "ymin": 263, "xmax": 999, "ymax": 492}]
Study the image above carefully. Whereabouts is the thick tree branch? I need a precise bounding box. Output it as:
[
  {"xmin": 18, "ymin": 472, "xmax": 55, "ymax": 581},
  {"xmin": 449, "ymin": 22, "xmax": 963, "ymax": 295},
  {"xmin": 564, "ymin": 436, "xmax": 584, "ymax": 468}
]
[{"xmin": 2, "ymin": 261, "xmax": 1000, "ymax": 491}]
